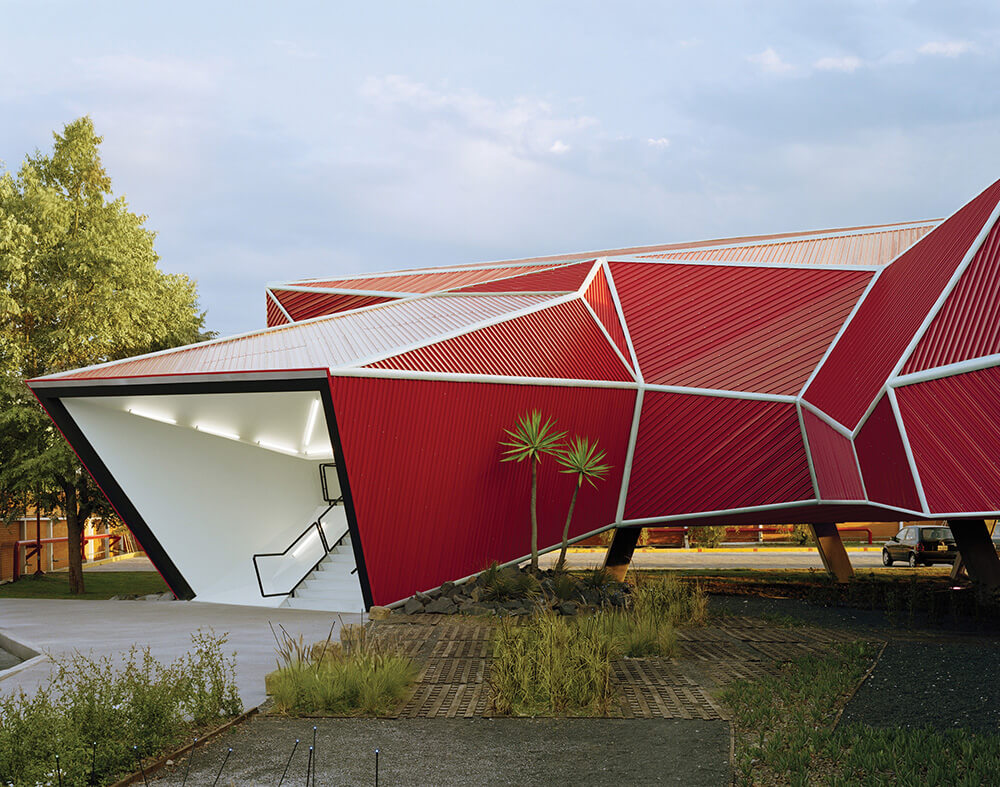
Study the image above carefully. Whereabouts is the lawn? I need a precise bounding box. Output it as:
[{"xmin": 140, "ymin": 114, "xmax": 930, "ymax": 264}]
[{"xmin": 0, "ymin": 571, "xmax": 170, "ymax": 600}]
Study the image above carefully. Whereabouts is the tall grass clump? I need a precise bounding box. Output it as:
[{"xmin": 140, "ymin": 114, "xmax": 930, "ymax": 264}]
[
  {"xmin": 489, "ymin": 614, "xmax": 621, "ymax": 715},
  {"xmin": 479, "ymin": 562, "xmax": 541, "ymax": 602},
  {"xmin": 0, "ymin": 630, "xmax": 241, "ymax": 787},
  {"xmin": 269, "ymin": 624, "xmax": 418, "ymax": 717},
  {"xmin": 631, "ymin": 573, "xmax": 707, "ymax": 626}
]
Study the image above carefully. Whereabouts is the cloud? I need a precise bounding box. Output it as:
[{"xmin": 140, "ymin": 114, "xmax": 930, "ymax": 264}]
[
  {"xmin": 748, "ymin": 47, "xmax": 794, "ymax": 74},
  {"xmin": 814, "ymin": 56, "xmax": 862, "ymax": 73},
  {"xmin": 647, "ymin": 137, "xmax": 670, "ymax": 148},
  {"xmin": 549, "ymin": 140, "xmax": 570, "ymax": 154},
  {"xmin": 918, "ymin": 41, "xmax": 974, "ymax": 57}
]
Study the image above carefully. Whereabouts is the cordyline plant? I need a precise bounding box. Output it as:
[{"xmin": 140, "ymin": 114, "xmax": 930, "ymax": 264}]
[
  {"xmin": 554, "ymin": 437, "xmax": 611, "ymax": 571},
  {"xmin": 500, "ymin": 411, "xmax": 565, "ymax": 573}
]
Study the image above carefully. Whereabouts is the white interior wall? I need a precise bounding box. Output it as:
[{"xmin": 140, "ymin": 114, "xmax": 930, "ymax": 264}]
[{"xmin": 62, "ymin": 392, "xmax": 353, "ymax": 607}]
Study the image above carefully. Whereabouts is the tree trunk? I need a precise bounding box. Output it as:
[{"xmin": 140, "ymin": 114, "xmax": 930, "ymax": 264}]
[
  {"xmin": 61, "ymin": 480, "xmax": 87, "ymax": 594},
  {"xmin": 530, "ymin": 459, "xmax": 539, "ymax": 573},
  {"xmin": 555, "ymin": 482, "xmax": 581, "ymax": 572}
]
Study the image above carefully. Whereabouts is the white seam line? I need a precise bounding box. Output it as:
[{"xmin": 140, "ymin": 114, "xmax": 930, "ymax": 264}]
[
  {"xmin": 266, "ymin": 289, "xmax": 294, "ymax": 323},
  {"xmin": 616, "ymin": 387, "xmax": 644, "ymax": 524},
  {"xmin": 580, "ymin": 298, "xmax": 637, "ymax": 381},
  {"xmin": 886, "ymin": 387, "xmax": 930, "ymax": 514},
  {"xmin": 798, "ymin": 401, "xmax": 822, "ymax": 501},
  {"xmin": 602, "ymin": 260, "xmax": 643, "ymax": 383}
]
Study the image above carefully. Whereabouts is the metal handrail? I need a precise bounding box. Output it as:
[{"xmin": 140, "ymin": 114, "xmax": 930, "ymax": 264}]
[{"xmin": 252, "ymin": 503, "xmax": 343, "ymax": 598}]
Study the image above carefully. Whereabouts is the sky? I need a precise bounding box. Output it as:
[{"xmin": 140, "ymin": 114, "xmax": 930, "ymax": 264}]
[{"xmin": 2, "ymin": 1, "xmax": 999, "ymax": 336}]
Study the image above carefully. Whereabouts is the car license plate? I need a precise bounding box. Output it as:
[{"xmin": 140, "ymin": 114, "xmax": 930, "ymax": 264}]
[{"xmin": 937, "ymin": 544, "xmax": 947, "ymax": 551}]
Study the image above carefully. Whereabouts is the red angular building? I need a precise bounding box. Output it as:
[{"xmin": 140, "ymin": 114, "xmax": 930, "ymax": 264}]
[{"xmin": 28, "ymin": 180, "xmax": 1000, "ymax": 612}]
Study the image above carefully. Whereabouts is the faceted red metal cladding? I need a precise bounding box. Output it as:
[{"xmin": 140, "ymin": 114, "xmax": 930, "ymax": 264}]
[
  {"xmin": 624, "ymin": 392, "xmax": 814, "ymax": 521},
  {"xmin": 368, "ymin": 300, "xmax": 633, "ymax": 382},
  {"xmin": 801, "ymin": 410, "xmax": 865, "ymax": 501},
  {"xmin": 583, "ymin": 266, "xmax": 632, "ymax": 366},
  {"xmin": 854, "ymin": 396, "xmax": 921, "ymax": 512},
  {"xmin": 296, "ymin": 265, "xmax": 564, "ymax": 294},
  {"xmin": 266, "ymin": 295, "xmax": 290, "ymax": 327},
  {"xmin": 609, "ymin": 261, "xmax": 872, "ymax": 395},
  {"xmin": 903, "ymin": 218, "xmax": 1000, "ymax": 374},
  {"xmin": 895, "ymin": 367, "xmax": 1000, "ymax": 514},
  {"xmin": 805, "ymin": 179, "xmax": 1000, "ymax": 429},
  {"xmin": 453, "ymin": 261, "xmax": 595, "ymax": 293},
  {"xmin": 329, "ymin": 376, "xmax": 636, "ymax": 605},
  {"xmin": 271, "ymin": 289, "xmax": 395, "ymax": 322}
]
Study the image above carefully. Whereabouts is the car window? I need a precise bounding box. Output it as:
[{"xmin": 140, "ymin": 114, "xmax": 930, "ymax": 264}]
[
  {"xmin": 922, "ymin": 527, "xmax": 952, "ymax": 541},
  {"xmin": 894, "ymin": 528, "xmax": 907, "ymax": 541},
  {"xmin": 902, "ymin": 528, "xmax": 914, "ymax": 542}
]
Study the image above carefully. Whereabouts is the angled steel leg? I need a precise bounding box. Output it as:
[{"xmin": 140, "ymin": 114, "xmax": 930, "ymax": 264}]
[
  {"xmin": 947, "ymin": 519, "xmax": 1000, "ymax": 590},
  {"xmin": 810, "ymin": 522, "xmax": 854, "ymax": 583},
  {"xmin": 602, "ymin": 527, "xmax": 642, "ymax": 581}
]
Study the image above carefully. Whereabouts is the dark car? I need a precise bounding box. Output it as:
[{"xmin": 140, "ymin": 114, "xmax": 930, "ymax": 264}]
[{"xmin": 882, "ymin": 525, "xmax": 957, "ymax": 567}]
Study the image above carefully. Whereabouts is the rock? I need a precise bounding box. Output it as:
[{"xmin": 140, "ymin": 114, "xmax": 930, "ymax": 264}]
[
  {"xmin": 558, "ymin": 601, "xmax": 578, "ymax": 616},
  {"xmin": 439, "ymin": 581, "xmax": 456, "ymax": 595},
  {"xmin": 403, "ymin": 597, "xmax": 424, "ymax": 615},
  {"xmin": 426, "ymin": 587, "xmax": 443, "ymax": 600},
  {"xmin": 368, "ymin": 605, "xmax": 391, "ymax": 620},
  {"xmin": 469, "ymin": 587, "xmax": 482, "ymax": 602},
  {"xmin": 143, "ymin": 593, "xmax": 165, "ymax": 601},
  {"xmin": 425, "ymin": 597, "xmax": 457, "ymax": 614},
  {"xmin": 109, "ymin": 595, "xmax": 123, "ymax": 601},
  {"xmin": 415, "ymin": 591, "xmax": 432, "ymax": 605},
  {"xmin": 452, "ymin": 594, "xmax": 472, "ymax": 606}
]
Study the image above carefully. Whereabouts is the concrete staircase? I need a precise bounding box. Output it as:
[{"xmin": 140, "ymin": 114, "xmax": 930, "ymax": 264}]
[{"xmin": 282, "ymin": 533, "xmax": 366, "ymax": 613}]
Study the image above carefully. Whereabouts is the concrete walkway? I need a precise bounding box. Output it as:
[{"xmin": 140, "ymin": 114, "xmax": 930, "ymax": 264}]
[{"xmin": 0, "ymin": 598, "xmax": 362, "ymax": 706}]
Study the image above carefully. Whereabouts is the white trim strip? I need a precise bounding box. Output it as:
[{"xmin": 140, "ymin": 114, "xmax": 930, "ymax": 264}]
[
  {"xmin": 851, "ymin": 439, "xmax": 870, "ymax": 503},
  {"xmin": 799, "ymin": 269, "xmax": 883, "ymax": 398},
  {"xmin": 616, "ymin": 387, "xmax": 645, "ymax": 523},
  {"xmin": 268, "ymin": 285, "xmax": 417, "ymax": 298},
  {"xmin": 888, "ymin": 197, "xmax": 1000, "ymax": 381},
  {"xmin": 578, "ymin": 259, "xmax": 604, "ymax": 295},
  {"xmin": 851, "ymin": 393, "xmax": 885, "ymax": 440},
  {"xmin": 891, "ymin": 353, "xmax": 1000, "ymax": 388},
  {"xmin": 326, "ymin": 366, "xmax": 642, "ymax": 390},
  {"xmin": 602, "ymin": 260, "xmax": 644, "ymax": 383},
  {"xmin": 609, "ymin": 256, "xmax": 883, "ymax": 272},
  {"xmin": 641, "ymin": 383, "xmax": 796, "ymax": 403},
  {"xmin": 797, "ymin": 402, "xmax": 821, "ymax": 501},
  {"xmin": 266, "ymin": 289, "xmax": 294, "ymax": 323},
  {"xmin": 886, "ymin": 387, "xmax": 930, "ymax": 514},
  {"xmin": 621, "ymin": 500, "xmax": 819, "ymax": 526},
  {"xmin": 799, "ymin": 400, "xmax": 854, "ymax": 439},
  {"xmin": 342, "ymin": 292, "xmax": 579, "ymax": 369},
  {"xmin": 269, "ymin": 260, "xmax": 585, "ymax": 288}
]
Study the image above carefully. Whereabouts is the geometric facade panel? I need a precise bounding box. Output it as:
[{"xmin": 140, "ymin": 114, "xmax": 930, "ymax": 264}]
[
  {"xmin": 902, "ymin": 218, "xmax": 1000, "ymax": 374},
  {"xmin": 805, "ymin": 179, "xmax": 1000, "ymax": 428},
  {"xmin": 853, "ymin": 395, "xmax": 922, "ymax": 511},
  {"xmin": 624, "ymin": 393, "xmax": 814, "ymax": 520},
  {"xmin": 802, "ymin": 409, "xmax": 865, "ymax": 502},
  {"xmin": 453, "ymin": 260, "xmax": 595, "ymax": 293},
  {"xmin": 895, "ymin": 367, "xmax": 1000, "ymax": 513},
  {"xmin": 270, "ymin": 289, "xmax": 395, "ymax": 323},
  {"xmin": 610, "ymin": 261, "xmax": 872, "ymax": 395},
  {"xmin": 368, "ymin": 300, "xmax": 633, "ymax": 382},
  {"xmin": 330, "ymin": 376, "xmax": 636, "ymax": 605},
  {"xmin": 583, "ymin": 265, "xmax": 632, "ymax": 365}
]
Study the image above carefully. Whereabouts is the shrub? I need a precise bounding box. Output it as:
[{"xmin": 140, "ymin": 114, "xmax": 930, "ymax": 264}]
[
  {"xmin": 689, "ymin": 525, "xmax": 726, "ymax": 548},
  {"xmin": 0, "ymin": 630, "xmax": 241, "ymax": 786},
  {"xmin": 479, "ymin": 562, "xmax": 541, "ymax": 601},
  {"xmin": 269, "ymin": 624, "xmax": 417, "ymax": 717}
]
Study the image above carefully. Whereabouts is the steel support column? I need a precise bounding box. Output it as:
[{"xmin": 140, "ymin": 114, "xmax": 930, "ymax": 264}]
[
  {"xmin": 810, "ymin": 522, "xmax": 854, "ymax": 583},
  {"xmin": 602, "ymin": 527, "xmax": 641, "ymax": 582},
  {"xmin": 947, "ymin": 519, "xmax": 1000, "ymax": 590}
]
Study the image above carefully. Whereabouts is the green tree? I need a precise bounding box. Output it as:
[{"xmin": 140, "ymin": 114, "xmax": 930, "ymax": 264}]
[
  {"xmin": 500, "ymin": 411, "xmax": 565, "ymax": 573},
  {"xmin": 553, "ymin": 436, "xmax": 611, "ymax": 571},
  {"xmin": 0, "ymin": 117, "xmax": 210, "ymax": 593}
]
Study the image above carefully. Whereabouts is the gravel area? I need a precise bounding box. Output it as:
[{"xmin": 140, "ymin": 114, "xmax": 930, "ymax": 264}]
[
  {"xmin": 840, "ymin": 639, "xmax": 1000, "ymax": 732},
  {"xmin": 151, "ymin": 717, "xmax": 731, "ymax": 786}
]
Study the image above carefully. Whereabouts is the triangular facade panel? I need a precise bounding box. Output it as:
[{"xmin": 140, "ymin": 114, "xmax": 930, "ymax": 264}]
[
  {"xmin": 272, "ymin": 289, "xmax": 394, "ymax": 322},
  {"xmin": 854, "ymin": 395, "xmax": 921, "ymax": 511},
  {"xmin": 453, "ymin": 261, "xmax": 593, "ymax": 293},
  {"xmin": 583, "ymin": 266, "xmax": 632, "ymax": 367},
  {"xmin": 802, "ymin": 410, "xmax": 865, "ymax": 501},
  {"xmin": 610, "ymin": 262, "xmax": 872, "ymax": 395},
  {"xmin": 902, "ymin": 218, "xmax": 1000, "ymax": 374},
  {"xmin": 367, "ymin": 300, "xmax": 633, "ymax": 382},
  {"xmin": 266, "ymin": 294, "xmax": 290, "ymax": 327},
  {"xmin": 805, "ymin": 179, "xmax": 1000, "ymax": 428}
]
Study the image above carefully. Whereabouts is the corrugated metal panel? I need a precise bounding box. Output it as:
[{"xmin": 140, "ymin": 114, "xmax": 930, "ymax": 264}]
[
  {"xmin": 271, "ymin": 289, "xmax": 394, "ymax": 322},
  {"xmin": 266, "ymin": 295, "xmax": 289, "ymax": 327},
  {"xmin": 639, "ymin": 225, "xmax": 935, "ymax": 267},
  {"xmin": 609, "ymin": 262, "xmax": 872, "ymax": 395},
  {"xmin": 46, "ymin": 295, "xmax": 555, "ymax": 380},
  {"xmin": 453, "ymin": 261, "xmax": 594, "ymax": 293},
  {"xmin": 368, "ymin": 300, "xmax": 632, "ymax": 382},
  {"xmin": 805, "ymin": 179, "xmax": 1000, "ymax": 428},
  {"xmin": 330, "ymin": 376, "xmax": 636, "ymax": 605},
  {"xmin": 802, "ymin": 410, "xmax": 865, "ymax": 501},
  {"xmin": 903, "ymin": 218, "xmax": 1000, "ymax": 373},
  {"xmin": 896, "ymin": 368, "xmax": 1000, "ymax": 513},
  {"xmin": 584, "ymin": 267, "xmax": 631, "ymax": 365},
  {"xmin": 293, "ymin": 265, "xmax": 573, "ymax": 294},
  {"xmin": 624, "ymin": 393, "xmax": 813, "ymax": 520},
  {"xmin": 854, "ymin": 395, "xmax": 921, "ymax": 510},
  {"xmin": 672, "ymin": 504, "xmax": 929, "ymax": 527}
]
